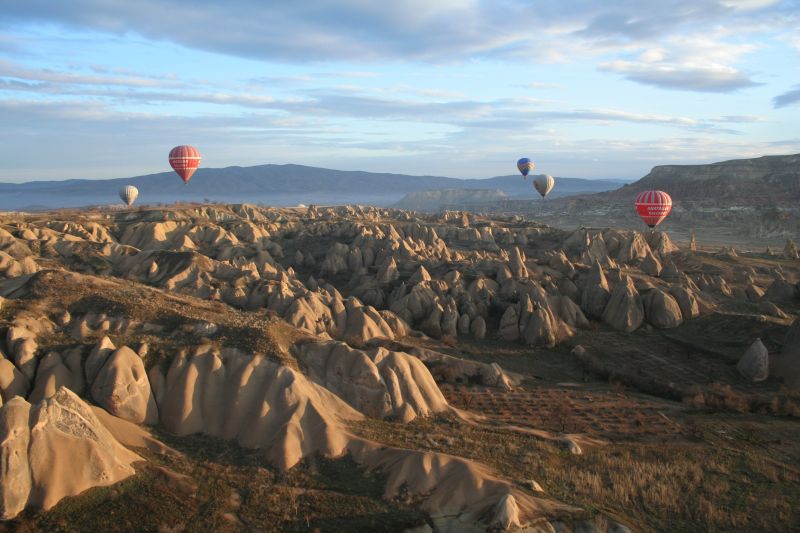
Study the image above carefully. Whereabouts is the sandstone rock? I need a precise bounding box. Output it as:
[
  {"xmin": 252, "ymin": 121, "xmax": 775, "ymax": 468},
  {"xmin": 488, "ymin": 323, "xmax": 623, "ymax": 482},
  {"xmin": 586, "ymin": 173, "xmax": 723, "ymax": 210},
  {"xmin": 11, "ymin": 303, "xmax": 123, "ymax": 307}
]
[
  {"xmin": 85, "ymin": 336, "xmax": 117, "ymax": 384},
  {"xmin": 668, "ymin": 286, "xmax": 700, "ymax": 320},
  {"xmin": 716, "ymin": 246, "xmax": 738, "ymax": 258},
  {"xmin": 757, "ymin": 301, "xmax": 789, "ymax": 319},
  {"xmin": 420, "ymin": 303, "xmax": 444, "ymax": 339},
  {"xmin": 616, "ymin": 232, "xmax": 649, "ymax": 263},
  {"xmin": 296, "ymin": 341, "xmax": 449, "ymax": 421},
  {"xmin": 640, "ymin": 252, "xmax": 662, "ymax": 277},
  {"xmin": 0, "ymin": 396, "xmax": 31, "ymax": 519},
  {"xmin": 746, "ymin": 284, "xmax": 764, "ymax": 302},
  {"xmin": 711, "ymin": 275, "xmax": 733, "ymax": 298},
  {"xmin": 521, "ymin": 305, "xmax": 556, "ymax": 347},
  {"xmin": 409, "ymin": 265, "xmax": 432, "ymax": 284},
  {"xmin": 440, "ymin": 302, "xmax": 459, "ymax": 338},
  {"xmin": 557, "ymin": 277, "xmax": 580, "ymax": 302},
  {"xmin": 643, "ymin": 288, "xmax": 683, "ymax": 328},
  {"xmin": 492, "ymin": 494, "xmax": 521, "ymax": 530},
  {"xmin": 347, "ymin": 248, "xmax": 364, "ymax": 273},
  {"xmin": 602, "ymin": 229, "xmax": 627, "ymax": 256},
  {"xmin": 470, "ymin": 316, "xmax": 486, "ymax": 340},
  {"xmin": 193, "ymin": 321, "xmax": 218, "ymax": 336},
  {"xmin": 566, "ymin": 440, "xmax": 582, "ymax": 455},
  {"xmin": 53, "ymin": 310, "xmax": 70, "ymax": 328},
  {"xmin": 763, "ymin": 279, "xmax": 796, "ymax": 301},
  {"xmin": 0, "ymin": 388, "xmax": 140, "ymax": 519},
  {"xmin": 499, "ymin": 305, "xmax": 520, "ymax": 341},
  {"xmin": 11, "ymin": 338, "xmax": 37, "ymax": 382},
  {"xmin": 509, "ymin": 247, "xmax": 527, "ymax": 278},
  {"xmin": 0, "ymin": 359, "xmax": 28, "ymax": 402},
  {"xmin": 580, "ymin": 260, "xmax": 611, "ymax": 319},
  {"xmin": 380, "ymin": 311, "xmax": 410, "ymax": 338},
  {"xmin": 737, "ymin": 339, "xmax": 769, "ymax": 382},
  {"xmin": 495, "ymin": 264, "xmax": 513, "ymax": 285},
  {"xmin": 457, "ymin": 313, "xmax": 471, "ymax": 336},
  {"xmin": 408, "ymin": 346, "xmax": 518, "ymax": 389},
  {"xmin": 549, "ymin": 295, "xmax": 589, "ymax": 330},
  {"xmin": 660, "ymin": 259, "xmax": 681, "ymax": 282},
  {"xmin": 155, "ymin": 346, "xmax": 362, "ymax": 470},
  {"xmin": 783, "ymin": 238, "xmax": 799, "ymax": 259},
  {"xmin": 602, "ymin": 276, "xmax": 644, "ymax": 333},
  {"xmin": 346, "ymin": 439, "xmax": 573, "ymax": 532},
  {"xmin": 28, "ymin": 349, "xmax": 84, "ymax": 404},
  {"xmin": 646, "ymin": 231, "xmax": 679, "ymax": 257},
  {"xmin": 376, "ymin": 257, "xmax": 400, "ymax": 284},
  {"xmin": 91, "ymin": 346, "xmax": 159, "ymax": 424},
  {"xmin": 548, "ymin": 250, "xmax": 575, "ymax": 277},
  {"xmin": 320, "ymin": 242, "xmax": 349, "ymax": 275},
  {"xmin": 580, "ymin": 235, "xmax": 617, "ymax": 269}
]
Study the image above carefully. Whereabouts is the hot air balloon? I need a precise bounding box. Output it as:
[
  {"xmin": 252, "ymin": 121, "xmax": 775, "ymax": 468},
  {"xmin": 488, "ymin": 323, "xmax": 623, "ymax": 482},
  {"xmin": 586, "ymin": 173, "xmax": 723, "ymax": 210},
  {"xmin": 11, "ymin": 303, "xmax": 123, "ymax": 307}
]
[
  {"xmin": 635, "ymin": 190, "xmax": 672, "ymax": 228},
  {"xmin": 168, "ymin": 145, "xmax": 201, "ymax": 184},
  {"xmin": 119, "ymin": 185, "xmax": 138, "ymax": 206},
  {"xmin": 534, "ymin": 174, "xmax": 555, "ymax": 198},
  {"xmin": 517, "ymin": 158, "xmax": 535, "ymax": 179}
]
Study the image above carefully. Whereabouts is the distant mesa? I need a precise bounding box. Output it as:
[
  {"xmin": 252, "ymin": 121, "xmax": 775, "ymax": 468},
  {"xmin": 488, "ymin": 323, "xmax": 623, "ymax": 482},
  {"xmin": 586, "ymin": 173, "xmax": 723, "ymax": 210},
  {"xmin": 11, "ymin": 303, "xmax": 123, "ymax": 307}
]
[{"xmin": 612, "ymin": 153, "xmax": 800, "ymax": 203}]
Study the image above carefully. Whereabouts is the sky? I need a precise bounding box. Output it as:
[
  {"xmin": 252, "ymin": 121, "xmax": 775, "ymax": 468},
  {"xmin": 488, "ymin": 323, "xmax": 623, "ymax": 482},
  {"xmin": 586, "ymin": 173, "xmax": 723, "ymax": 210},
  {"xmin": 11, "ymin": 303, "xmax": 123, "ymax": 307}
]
[{"xmin": 1, "ymin": 0, "xmax": 799, "ymax": 183}]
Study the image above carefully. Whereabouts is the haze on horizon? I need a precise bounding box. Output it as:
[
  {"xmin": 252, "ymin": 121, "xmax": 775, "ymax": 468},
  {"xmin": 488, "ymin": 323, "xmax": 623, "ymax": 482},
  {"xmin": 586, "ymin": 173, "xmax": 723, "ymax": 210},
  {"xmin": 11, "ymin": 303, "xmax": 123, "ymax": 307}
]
[{"xmin": 1, "ymin": 0, "xmax": 799, "ymax": 183}]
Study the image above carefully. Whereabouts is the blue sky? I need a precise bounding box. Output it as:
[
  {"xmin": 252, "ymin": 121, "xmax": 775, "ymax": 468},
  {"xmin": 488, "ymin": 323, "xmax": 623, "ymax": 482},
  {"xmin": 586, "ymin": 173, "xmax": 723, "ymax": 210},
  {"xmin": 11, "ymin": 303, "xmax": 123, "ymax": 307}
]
[{"xmin": 1, "ymin": 0, "xmax": 799, "ymax": 182}]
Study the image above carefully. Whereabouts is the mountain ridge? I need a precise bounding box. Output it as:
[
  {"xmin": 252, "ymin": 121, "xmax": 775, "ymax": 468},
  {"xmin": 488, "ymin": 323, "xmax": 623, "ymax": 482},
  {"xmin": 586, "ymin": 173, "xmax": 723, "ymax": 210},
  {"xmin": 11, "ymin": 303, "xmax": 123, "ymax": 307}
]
[{"xmin": 0, "ymin": 163, "xmax": 629, "ymax": 210}]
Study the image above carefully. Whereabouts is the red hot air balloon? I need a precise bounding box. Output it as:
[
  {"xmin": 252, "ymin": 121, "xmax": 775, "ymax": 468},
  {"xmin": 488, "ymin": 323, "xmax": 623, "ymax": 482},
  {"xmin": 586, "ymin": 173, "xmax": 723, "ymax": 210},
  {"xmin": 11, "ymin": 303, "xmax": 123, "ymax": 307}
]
[
  {"xmin": 635, "ymin": 190, "xmax": 672, "ymax": 228},
  {"xmin": 168, "ymin": 145, "xmax": 201, "ymax": 184}
]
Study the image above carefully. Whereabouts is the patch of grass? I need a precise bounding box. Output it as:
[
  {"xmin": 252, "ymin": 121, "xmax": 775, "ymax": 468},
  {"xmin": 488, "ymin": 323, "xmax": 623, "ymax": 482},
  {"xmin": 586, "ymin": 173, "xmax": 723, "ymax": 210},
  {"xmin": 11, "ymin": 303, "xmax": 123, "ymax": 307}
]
[
  {"xmin": 350, "ymin": 414, "xmax": 800, "ymax": 533},
  {"xmin": 684, "ymin": 382, "xmax": 800, "ymax": 417}
]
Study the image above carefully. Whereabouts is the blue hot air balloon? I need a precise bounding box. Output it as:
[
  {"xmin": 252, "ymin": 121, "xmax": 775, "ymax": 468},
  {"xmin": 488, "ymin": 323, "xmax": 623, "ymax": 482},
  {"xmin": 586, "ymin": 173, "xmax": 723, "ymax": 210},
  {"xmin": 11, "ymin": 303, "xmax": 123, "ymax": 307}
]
[{"xmin": 517, "ymin": 157, "xmax": 535, "ymax": 179}]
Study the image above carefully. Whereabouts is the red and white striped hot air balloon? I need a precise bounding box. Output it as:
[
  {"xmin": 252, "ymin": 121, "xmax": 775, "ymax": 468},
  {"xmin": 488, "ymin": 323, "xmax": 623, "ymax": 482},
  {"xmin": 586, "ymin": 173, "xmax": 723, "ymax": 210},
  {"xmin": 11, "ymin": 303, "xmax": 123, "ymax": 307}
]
[
  {"xmin": 634, "ymin": 190, "xmax": 672, "ymax": 228},
  {"xmin": 168, "ymin": 145, "xmax": 201, "ymax": 184}
]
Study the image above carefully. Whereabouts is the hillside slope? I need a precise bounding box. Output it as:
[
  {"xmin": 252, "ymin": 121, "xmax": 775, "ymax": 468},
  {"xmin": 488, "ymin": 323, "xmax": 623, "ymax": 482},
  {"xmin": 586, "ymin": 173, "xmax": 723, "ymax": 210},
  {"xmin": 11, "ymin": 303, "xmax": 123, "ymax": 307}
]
[
  {"xmin": 609, "ymin": 153, "xmax": 800, "ymax": 205},
  {"xmin": 394, "ymin": 188, "xmax": 508, "ymax": 210}
]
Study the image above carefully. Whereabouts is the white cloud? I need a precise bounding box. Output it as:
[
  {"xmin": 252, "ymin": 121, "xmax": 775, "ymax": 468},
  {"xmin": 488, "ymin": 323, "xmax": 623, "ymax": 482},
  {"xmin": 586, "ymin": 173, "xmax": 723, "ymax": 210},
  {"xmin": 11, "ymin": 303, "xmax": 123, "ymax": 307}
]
[
  {"xmin": 0, "ymin": 0, "xmax": 788, "ymax": 63},
  {"xmin": 599, "ymin": 60, "xmax": 758, "ymax": 92},
  {"xmin": 773, "ymin": 85, "xmax": 800, "ymax": 108},
  {"xmin": 598, "ymin": 34, "xmax": 761, "ymax": 92},
  {"xmin": 0, "ymin": 59, "xmax": 185, "ymax": 88},
  {"xmin": 720, "ymin": 0, "xmax": 782, "ymax": 10}
]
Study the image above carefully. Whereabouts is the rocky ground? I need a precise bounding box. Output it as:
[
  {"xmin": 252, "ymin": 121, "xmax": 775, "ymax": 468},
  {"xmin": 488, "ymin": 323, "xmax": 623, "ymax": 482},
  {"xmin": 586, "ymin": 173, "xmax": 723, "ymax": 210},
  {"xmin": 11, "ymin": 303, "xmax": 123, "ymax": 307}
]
[
  {"xmin": 530, "ymin": 201, "xmax": 800, "ymax": 249},
  {"xmin": 0, "ymin": 203, "xmax": 798, "ymax": 532}
]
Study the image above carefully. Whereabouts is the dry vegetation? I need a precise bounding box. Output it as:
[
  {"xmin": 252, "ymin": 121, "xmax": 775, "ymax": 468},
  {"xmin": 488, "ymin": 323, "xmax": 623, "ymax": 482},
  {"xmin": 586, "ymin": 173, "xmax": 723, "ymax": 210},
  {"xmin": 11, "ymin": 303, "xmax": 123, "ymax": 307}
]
[{"xmin": 352, "ymin": 412, "xmax": 800, "ymax": 532}]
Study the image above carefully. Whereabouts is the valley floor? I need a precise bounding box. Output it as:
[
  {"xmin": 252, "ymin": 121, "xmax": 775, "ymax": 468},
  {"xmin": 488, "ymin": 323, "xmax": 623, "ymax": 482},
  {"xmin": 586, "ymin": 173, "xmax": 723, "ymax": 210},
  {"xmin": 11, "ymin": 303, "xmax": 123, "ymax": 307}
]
[{"xmin": 0, "ymin": 203, "xmax": 797, "ymax": 532}]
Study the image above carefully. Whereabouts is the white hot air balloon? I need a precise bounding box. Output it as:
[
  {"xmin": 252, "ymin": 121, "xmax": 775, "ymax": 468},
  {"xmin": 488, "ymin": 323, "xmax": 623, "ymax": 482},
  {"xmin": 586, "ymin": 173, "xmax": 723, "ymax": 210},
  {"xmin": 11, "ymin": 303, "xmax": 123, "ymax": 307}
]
[
  {"xmin": 533, "ymin": 174, "xmax": 555, "ymax": 198},
  {"xmin": 119, "ymin": 185, "xmax": 139, "ymax": 207}
]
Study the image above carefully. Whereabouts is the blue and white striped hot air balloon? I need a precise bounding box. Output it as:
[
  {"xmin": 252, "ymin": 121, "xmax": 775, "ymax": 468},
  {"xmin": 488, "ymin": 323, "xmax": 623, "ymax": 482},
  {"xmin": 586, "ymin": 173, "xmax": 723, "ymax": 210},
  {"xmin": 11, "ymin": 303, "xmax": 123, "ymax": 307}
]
[{"xmin": 517, "ymin": 157, "xmax": 535, "ymax": 179}]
